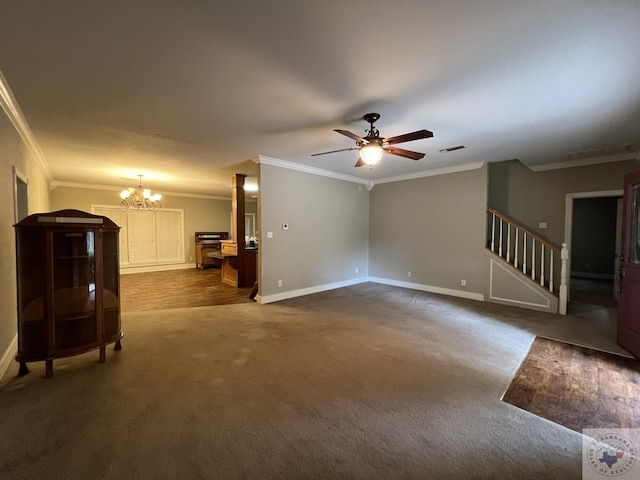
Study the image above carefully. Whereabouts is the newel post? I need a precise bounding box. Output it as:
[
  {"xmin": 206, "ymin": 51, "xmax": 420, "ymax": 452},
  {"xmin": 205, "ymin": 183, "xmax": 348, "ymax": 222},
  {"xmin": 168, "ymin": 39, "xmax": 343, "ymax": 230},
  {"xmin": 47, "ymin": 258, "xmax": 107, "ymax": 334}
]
[{"xmin": 558, "ymin": 243, "xmax": 569, "ymax": 315}]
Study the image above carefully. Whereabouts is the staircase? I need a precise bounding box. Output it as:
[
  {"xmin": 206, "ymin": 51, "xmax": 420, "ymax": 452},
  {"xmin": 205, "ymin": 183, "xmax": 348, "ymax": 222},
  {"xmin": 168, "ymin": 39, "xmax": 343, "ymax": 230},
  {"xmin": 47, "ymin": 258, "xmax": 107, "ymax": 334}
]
[{"xmin": 486, "ymin": 207, "xmax": 569, "ymax": 315}]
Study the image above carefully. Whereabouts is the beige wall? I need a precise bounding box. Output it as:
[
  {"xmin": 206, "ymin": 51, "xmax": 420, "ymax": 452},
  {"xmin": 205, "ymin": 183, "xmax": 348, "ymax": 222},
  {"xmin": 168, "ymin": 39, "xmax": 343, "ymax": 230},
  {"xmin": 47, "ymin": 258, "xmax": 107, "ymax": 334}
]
[
  {"xmin": 488, "ymin": 159, "xmax": 640, "ymax": 245},
  {"xmin": 0, "ymin": 110, "xmax": 50, "ymax": 373},
  {"xmin": 259, "ymin": 164, "xmax": 369, "ymax": 300},
  {"xmin": 369, "ymin": 165, "xmax": 488, "ymax": 297},
  {"xmin": 50, "ymin": 186, "xmax": 257, "ymax": 263}
]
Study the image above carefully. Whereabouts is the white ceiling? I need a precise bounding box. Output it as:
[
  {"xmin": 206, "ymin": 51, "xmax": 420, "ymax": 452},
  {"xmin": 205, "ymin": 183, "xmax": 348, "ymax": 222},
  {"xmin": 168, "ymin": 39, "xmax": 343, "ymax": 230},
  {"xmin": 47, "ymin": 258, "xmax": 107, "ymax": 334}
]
[{"xmin": 1, "ymin": 1, "xmax": 640, "ymax": 197}]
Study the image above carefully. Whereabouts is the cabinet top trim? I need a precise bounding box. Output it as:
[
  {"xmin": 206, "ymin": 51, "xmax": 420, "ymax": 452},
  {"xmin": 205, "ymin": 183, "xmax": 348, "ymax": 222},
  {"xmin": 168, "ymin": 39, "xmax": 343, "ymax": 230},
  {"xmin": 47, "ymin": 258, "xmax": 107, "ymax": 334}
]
[
  {"xmin": 15, "ymin": 209, "xmax": 119, "ymax": 229},
  {"xmin": 38, "ymin": 216, "xmax": 103, "ymax": 225}
]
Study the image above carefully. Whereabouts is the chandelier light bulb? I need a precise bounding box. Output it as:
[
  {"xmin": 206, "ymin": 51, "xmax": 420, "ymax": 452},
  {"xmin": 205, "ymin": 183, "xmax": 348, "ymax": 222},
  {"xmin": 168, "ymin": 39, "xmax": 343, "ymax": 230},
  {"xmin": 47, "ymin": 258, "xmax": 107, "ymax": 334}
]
[{"xmin": 120, "ymin": 175, "xmax": 162, "ymax": 209}]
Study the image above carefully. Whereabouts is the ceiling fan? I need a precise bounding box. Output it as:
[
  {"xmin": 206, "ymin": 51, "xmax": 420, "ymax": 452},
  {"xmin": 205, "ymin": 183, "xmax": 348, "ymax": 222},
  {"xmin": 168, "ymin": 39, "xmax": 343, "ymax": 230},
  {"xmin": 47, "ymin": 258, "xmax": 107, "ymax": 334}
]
[{"xmin": 311, "ymin": 113, "xmax": 433, "ymax": 167}]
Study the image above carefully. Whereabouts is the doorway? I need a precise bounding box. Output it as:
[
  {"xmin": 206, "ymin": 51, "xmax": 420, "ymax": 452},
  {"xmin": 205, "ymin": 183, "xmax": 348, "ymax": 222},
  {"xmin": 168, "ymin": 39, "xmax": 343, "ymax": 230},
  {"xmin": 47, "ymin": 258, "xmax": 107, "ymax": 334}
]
[{"xmin": 564, "ymin": 190, "xmax": 623, "ymax": 315}]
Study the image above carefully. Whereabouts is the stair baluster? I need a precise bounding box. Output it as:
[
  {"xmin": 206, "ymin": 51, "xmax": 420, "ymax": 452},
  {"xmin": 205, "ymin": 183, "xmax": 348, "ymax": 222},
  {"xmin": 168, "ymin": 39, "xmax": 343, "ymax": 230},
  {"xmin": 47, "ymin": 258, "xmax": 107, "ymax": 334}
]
[
  {"xmin": 506, "ymin": 222, "xmax": 511, "ymax": 263},
  {"xmin": 514, "ymin": 228, "xmax": 519, "ymax": 269},
  {"xmin": 498, "ymin": 217, "xmax": 503, "ymax": 257},
  {"xmin": 531, "ymin": 238, "xmax": 536, "ymax": 281},
  {"xmin": 522, "ymin": 233, "xmax": 527, "ymax": 275},
  {"xmin": 540, "ymin": 246, "xmax": 545, "ymax": 287},
  {"xmin": 491, "ymin": 213, "xmax": 496, "ymax": 252},
  {"xmin": 486, "ymin": 206, "xmax": 567, "ymax": 314}
]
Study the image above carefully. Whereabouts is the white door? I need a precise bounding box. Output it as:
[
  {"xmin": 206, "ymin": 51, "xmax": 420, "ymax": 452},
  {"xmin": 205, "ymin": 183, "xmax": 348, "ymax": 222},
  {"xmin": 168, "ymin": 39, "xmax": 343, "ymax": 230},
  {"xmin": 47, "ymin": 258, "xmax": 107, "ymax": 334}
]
[
  {"xmin": 155, "ymin": 210, "xmax": 182, "ymax": 262},
  {"xmin": 127, "ymin": 210, "xmax": 157, "ymax": 264}
]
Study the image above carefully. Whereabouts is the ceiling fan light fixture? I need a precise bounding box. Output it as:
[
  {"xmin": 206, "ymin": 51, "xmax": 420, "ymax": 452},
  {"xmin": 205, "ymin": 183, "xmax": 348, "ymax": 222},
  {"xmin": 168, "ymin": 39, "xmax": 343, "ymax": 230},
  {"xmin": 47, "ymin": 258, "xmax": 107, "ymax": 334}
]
[
  {"xmin": 360, "ymin": 144, "xmax": 384, "ymax": 165},
  {"xmin": 311, "ymin": 113, "xmax": 432, "ymax": 167}
]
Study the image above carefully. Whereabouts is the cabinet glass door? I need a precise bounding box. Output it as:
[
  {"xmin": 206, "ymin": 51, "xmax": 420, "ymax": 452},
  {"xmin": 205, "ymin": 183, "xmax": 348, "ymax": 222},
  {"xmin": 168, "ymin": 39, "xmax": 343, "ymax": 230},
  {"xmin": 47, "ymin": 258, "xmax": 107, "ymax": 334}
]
[
  {"xmin": 52, "ymin": 231, "xmax": 98, "ymax": 350},
  {"xmin": 16, "ymin": 229, "xmax": 47, "ymax": 356},
  {"xmin": 102, "ymin": 231, "xmax": 121, "ymax": 339}
]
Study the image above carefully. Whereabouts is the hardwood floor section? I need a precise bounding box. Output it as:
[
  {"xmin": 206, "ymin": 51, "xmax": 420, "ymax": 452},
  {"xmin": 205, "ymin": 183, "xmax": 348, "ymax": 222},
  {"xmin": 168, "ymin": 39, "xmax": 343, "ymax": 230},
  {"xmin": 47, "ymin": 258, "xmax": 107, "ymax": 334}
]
[
  {"xmin": 502, "ymin": 337, "xmax": 640, "ymax": 433},
  {"xmin": 120, "ymin": 267, "xmax": 254, "ymax": 313}
]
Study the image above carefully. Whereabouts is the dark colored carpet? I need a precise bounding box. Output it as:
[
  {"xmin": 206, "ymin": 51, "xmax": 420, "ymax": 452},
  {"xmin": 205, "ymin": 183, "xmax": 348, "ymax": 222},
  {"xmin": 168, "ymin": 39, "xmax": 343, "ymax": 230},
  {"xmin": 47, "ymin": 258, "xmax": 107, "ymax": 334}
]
[{"xmin": 502, "ymin": 336, "xmax": 640, "ymax": 433}]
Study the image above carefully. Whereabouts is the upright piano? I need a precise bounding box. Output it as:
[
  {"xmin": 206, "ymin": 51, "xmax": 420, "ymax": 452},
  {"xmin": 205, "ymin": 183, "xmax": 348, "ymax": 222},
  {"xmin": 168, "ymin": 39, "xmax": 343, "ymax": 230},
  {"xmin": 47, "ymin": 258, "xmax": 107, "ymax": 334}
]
[{"xmin": 194, "ymin": 231, "xmax": 229, "ymax": 269}]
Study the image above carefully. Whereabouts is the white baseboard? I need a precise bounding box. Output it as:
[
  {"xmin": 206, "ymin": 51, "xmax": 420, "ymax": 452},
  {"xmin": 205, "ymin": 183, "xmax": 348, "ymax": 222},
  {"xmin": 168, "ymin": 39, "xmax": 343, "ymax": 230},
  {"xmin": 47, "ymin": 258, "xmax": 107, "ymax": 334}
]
[
  {"xmin": 0, "ymin": 335, "xmax": 17, "ymax": 379},
  {"xmin": 257, "ymin": 278, "xmax": 369, "ymax": 304},
  {"xmin": 120, "ymin": 262, "xmax": 197, "ymax": 275},
  {"xmin": 258, "ymin": 276, "xmax": 484, "ymax": 304},
  {"xmin": 368, "ymin": 277, "xmax": 485, "ymax": 301}
]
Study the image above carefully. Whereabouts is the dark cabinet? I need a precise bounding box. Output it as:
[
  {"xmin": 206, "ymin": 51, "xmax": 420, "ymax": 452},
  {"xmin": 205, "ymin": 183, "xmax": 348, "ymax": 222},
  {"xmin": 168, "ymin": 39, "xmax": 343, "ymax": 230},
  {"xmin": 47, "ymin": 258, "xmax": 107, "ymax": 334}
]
[{"xmin": 14, "ymin": 209, "xmax": 123, "ymax": 377}]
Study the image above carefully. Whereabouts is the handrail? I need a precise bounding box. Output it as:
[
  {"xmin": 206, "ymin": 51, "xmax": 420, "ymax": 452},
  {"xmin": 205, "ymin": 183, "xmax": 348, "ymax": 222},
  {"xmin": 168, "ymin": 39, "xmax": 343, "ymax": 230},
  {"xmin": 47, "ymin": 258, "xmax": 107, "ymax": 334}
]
[{"xmin": 486, "ymin": 206, "xmax": 560, "ymax": 253}]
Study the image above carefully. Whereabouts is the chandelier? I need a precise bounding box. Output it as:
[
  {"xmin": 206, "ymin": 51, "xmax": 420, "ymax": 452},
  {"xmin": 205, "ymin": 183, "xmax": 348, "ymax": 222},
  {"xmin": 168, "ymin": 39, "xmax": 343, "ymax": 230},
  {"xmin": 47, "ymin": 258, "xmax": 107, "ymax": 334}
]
[{"xmin": 120, "ymin": 175, "xmax": 162, "ymax": 209}]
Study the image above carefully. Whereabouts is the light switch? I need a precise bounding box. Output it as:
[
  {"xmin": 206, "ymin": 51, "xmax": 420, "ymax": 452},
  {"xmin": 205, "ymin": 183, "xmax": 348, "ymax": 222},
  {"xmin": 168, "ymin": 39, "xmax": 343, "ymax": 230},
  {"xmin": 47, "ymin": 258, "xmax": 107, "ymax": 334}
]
[
  {"xmin": 267, "ymin": 231, "xmax": 273, "ymax": 238},
  {"xmin": 538, "ymin": 222, "xmax": 547, "ymax": 229}
]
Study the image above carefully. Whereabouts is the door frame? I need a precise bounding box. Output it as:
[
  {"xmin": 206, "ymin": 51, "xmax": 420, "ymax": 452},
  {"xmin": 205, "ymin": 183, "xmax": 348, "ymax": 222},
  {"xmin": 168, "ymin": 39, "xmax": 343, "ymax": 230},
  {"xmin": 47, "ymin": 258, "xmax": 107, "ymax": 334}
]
[{"xmin": 563, "ymin": 189, "xmax": 623, "ymax": 300}]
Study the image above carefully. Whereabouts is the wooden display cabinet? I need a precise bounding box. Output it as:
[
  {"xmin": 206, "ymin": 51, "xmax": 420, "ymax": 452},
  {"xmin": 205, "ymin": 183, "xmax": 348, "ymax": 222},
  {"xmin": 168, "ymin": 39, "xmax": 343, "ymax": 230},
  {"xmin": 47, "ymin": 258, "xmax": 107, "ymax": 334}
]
[{"xmin": 14, "ymin": 209, "xmax": 123, "ymax": 378}]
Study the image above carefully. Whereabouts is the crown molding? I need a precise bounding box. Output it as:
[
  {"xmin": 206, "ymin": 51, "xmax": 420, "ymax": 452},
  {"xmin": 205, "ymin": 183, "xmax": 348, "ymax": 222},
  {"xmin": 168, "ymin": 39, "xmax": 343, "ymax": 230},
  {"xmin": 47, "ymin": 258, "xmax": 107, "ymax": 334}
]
[
  {"xmin": 0, "ymin": 70, "xmax": 53, "ymax": 182},
  {"xmin": 528, "ymin": 151, "xmax": 640, "ymax": 172},
  {"xmin": 51, "ymin": 181, "xmax": 233, "ymax": 201},
  {"xmin": 374, "ymin": 161, "xmax": 486, "ymax": 185},
  {"xmin": 256, "ymin": 155, "xmax": 486, "ymax": 190},
  {"xmin": 256, "ymin": 155, "xmax": 372, "ymax": 186}
]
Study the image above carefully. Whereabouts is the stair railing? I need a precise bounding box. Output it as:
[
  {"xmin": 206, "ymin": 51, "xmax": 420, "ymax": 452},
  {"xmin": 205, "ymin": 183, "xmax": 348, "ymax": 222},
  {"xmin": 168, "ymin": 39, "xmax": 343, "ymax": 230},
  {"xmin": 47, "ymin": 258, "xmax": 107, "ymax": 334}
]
[{"xmin": 486, "ymin": 206, "xmax": 569, "ymax": 314}]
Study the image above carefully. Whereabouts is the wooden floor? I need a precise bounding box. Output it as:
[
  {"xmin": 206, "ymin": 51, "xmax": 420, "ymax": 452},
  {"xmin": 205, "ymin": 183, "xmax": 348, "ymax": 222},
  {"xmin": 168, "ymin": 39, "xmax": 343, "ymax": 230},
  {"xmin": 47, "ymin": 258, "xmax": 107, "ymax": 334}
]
[
  {"xmin": 120, "ymin": 267, "xmax": 254, "ymax": 313},
  {"xmin": 502, "ymin": 336, "xmax": 640, "ymax": 433}
]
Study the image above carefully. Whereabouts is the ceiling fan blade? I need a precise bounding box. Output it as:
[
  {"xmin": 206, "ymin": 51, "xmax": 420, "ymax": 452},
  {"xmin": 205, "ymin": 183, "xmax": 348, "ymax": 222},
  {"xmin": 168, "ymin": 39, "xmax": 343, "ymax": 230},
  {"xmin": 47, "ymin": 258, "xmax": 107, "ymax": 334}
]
[
  {"xmin": 335, "ymin": 129, "xmax": 366, "ymax": 143},
  {"xmin": 311, "ymin": 147, "xmax": 358, "ymax": 156},
  {"xmin": 384, "ymin": 129, "xmax": 433, "ymax": 145},
  {"xmin": 354, "ymin": 158, "xmax": 366, "ymax": 167},
  {"xmin": 384, "ymin": 146, "xmax": 425, "ymax": 160}
]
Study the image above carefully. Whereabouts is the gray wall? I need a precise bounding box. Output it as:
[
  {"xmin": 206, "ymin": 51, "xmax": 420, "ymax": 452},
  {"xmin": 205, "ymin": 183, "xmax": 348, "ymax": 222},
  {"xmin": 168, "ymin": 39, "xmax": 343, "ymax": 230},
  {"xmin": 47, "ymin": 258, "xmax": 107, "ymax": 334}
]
[
  {"xmin": 259, "ymin": 164, "xmax": 369, "ymax": 300},
  {"xmin": 0, "ymin": 109, "xmax": 50, "ymax": 373},
  {"xmin": 50, "ymin": 186, "xmax": 257, "ymax": 263},
  {"xmin": 488, "ymin": 159, "xmax": 639, "ymax": 246},
  {"xmin": 369, "ymin": 165, "xmax": 488, "ymax": 297}
]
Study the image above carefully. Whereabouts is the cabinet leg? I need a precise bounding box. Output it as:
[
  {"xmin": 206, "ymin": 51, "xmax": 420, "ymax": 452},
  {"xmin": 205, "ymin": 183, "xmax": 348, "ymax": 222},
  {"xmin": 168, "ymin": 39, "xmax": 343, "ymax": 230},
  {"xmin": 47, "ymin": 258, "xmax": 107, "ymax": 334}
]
[
  {"xmin": 18, "ymin": 362, "xmax": 30, "ymax": 376},
  {"xmin": 114, "ymin": 339, "xmax": 122, "ymax": 351},
  {"xmin": 99, "ymin": 345, "xmax": 106, "ymax": 363},
  {"xmin": 45, "ymin": 360, "xmax": 53, "ymax": 378}
]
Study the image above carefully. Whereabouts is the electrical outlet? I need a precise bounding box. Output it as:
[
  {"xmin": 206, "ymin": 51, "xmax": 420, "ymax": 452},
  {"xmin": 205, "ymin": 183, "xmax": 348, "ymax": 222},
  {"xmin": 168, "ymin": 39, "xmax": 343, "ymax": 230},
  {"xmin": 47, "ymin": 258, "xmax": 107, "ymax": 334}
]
[
  {"xmin": 461, "ymin": 279, "xmax": 467, "ymax": 287},
  {"xmin": 407, "ymin": 271, "xmax": 412, "ymax": 278},
  {"xmin": 267, "ymin": 231, "xmax": 273, "ymax": 238},
  {"xmin": 355, "ymin": 267, "xmax": 359, "ymax": 274},
  {"xmin": 282, "ymin": 224, "xmax": 289, "ymax": 230},
  {"xmin": 277, "ymin": 279, "xmax": 283, "ymax": 287}
]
